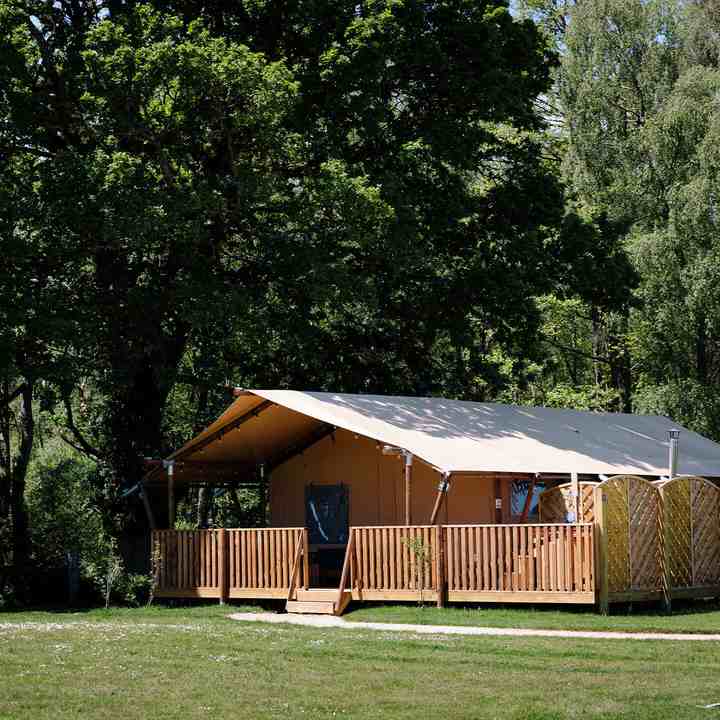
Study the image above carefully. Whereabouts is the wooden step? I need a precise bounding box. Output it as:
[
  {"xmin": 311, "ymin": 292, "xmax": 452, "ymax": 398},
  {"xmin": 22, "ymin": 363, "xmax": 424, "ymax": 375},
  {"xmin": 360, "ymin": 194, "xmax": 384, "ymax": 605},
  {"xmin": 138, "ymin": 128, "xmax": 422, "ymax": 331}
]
[
  {"xmin": 295, "ymin": 589, "xmax": 338, "ymax": 602},
  {"xmin": 286, "ymin": 600, "xmax": 336, "ymax": 615}
]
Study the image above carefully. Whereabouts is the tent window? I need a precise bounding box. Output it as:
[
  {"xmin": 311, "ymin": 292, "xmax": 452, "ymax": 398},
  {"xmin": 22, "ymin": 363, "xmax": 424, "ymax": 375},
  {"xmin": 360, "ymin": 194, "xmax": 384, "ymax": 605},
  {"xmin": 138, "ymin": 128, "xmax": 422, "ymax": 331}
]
[{"xmin": 510, "ymin": 479, "xmax": 545, "ymax": 520}]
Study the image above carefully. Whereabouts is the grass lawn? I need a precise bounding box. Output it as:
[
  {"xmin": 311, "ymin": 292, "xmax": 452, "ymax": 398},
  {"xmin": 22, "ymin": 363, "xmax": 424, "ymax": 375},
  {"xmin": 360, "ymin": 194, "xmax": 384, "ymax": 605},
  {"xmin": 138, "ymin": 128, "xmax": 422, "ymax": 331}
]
[
  {"xmin": 1, "ymin": 604, "xmax": 720, "ymax": 719},
  {"xmin": 343, "ymin": 600, "xmax": 720, "ymax": 634}
]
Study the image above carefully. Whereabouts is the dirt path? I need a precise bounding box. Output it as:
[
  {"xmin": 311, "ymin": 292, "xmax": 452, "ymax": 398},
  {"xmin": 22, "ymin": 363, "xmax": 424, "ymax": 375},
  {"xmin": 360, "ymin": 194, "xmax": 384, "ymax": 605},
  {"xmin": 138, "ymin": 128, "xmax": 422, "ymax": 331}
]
[{"xmin": 228, "ymin": 611, "xmax": 720, "ymax": 641}]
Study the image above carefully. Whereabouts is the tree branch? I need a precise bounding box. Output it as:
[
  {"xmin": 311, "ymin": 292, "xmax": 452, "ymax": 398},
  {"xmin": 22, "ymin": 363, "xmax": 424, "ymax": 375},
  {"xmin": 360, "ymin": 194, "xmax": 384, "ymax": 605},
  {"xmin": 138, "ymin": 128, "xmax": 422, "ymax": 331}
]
[
  {"xmin": 543, "ymin": 337, "xmax": 612, "ymax": 365},
  {"xmin": 62, "ymin": 395, "xmax": 104, "ymax": 460},
  {"xmin": 1, "ymin": 384, "xmax": 27, "ymax": 408}
]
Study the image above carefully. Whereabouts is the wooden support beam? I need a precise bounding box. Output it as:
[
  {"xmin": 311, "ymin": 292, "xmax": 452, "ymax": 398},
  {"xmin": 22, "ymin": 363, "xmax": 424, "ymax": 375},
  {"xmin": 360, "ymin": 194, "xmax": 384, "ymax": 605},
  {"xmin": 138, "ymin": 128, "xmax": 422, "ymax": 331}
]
[
  {"xmin": 194, "ymin": 400, "xmax": 274, "ymax": 454},
  {"xmin": 286, "ymin": 530, "xmax": 305, "ymax": 603},
  {"xmin": 404, "ymin": 452, "xmax": 413, "ymax": 526},
  {"xmin": 166, "ymin": 461, "xmax": 176, "ymax": 529},
  {"xmin": 259, "ymin": 464, "xmax": 268, "ymax": 526},
  {"xmin": 140, "ymin": 483, "xmax": 156, "ymax": 530},
  {"xmin": 520, "ymin": 475, "xmax": 537, "ymax": 523},
  {"xmin": 494, "ymin": 477, "xmax": 503, "ymax": 523},
  {"xmin": 218, "ymin": 528, "xmax": 228, "ymax": 605},
  {"xmin": 145, "ymin": 400, "xmax": 274, "ymax": 484},
  {"xmin": 571, "ymin": 471, "xmax": 580, "ymax": 523},
  {"xmin": 337, "ymin": 532, "xmax": 355, "ymax": 610},
  {"xmin": 594, "ymin": 484, "xmax": 609, "ymax": 614},
  {"xmin": 265, "ymin": 423, "xmax": 335, "ymax": 473},
  {"xmin": 429, "ymin": 473, "xmax": 450, "ymax": 525}
]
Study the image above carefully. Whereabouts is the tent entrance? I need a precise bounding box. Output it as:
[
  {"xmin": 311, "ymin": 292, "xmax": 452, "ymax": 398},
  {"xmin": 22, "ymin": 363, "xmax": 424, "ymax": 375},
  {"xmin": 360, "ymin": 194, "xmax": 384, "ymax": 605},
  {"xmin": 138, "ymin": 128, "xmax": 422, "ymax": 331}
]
[{"xmin": 305, "ymin": 484, "xmax": 349, "ymax": 587}]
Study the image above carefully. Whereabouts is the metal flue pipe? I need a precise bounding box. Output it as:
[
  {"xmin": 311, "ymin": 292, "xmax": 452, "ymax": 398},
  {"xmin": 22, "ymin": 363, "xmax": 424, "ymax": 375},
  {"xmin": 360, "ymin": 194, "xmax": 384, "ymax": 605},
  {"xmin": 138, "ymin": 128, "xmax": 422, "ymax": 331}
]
[{"xmin": 668, "ymin": 429, "xmax": 680, "ymax": 479}]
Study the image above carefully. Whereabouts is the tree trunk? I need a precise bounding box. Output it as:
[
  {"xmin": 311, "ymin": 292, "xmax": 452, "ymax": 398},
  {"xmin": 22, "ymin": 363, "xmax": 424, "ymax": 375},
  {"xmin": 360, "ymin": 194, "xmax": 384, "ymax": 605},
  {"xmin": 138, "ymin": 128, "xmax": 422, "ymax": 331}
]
[
  {"xmin": 591, "ymin": 304, "xmax": 603, "ymax": 389},
  {"xmin": 197, "ymin": 486, "xmax": 210, "ymax": 528},
  {"xmin": 608, "ymin": 312, "xmax": 633, "ymax": 413},
  {"xmin": 10, "ymin": 382, "xmax": 34, "ymax": 599}
]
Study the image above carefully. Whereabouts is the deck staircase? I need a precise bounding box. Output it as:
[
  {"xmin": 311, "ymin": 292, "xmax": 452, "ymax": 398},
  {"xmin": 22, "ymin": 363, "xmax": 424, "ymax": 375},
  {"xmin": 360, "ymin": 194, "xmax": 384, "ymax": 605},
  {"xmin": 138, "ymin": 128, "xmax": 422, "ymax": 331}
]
[{"xmin": 286, "ymin": 588, "xmax": 352, "ymax": 616}]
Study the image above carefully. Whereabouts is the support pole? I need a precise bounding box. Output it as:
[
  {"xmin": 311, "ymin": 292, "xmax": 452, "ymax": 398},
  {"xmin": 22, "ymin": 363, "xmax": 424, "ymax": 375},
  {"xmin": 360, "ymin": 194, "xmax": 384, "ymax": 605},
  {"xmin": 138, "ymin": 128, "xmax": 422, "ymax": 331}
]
[
  {"xmin": 140, "ymin": 483, "xmax": 156, "ymax": 530},
  {"xmin": 520, "ymin": 474, "xmax": 537, "ymax": 523},
  {"xmin": 431, "ymin": 472, "xmax": 450, "ymax": 608},
  {"xmin": 259, "ymin": 463, "xmax": 268, "ymax": 526},
  {"xmin": 494, "ymin": 477, "xmax": 503, "ymax": 523},
  {"xmin": 571, "ymin": 471, "xmax": 580, "ymax": 523},
  {"xmin": 164, "ymin": 460, "xmax": 176, "ymax": 529},
  {"xmin": 218, "ymin": 528, "xmax": 228, "ymax": 605},
  {"xmin": 429, "ymin": 473, "xmax": 450, "ymax": 526},
  {"xmin": 594, "ymin": 484, "xmax": 609, "ymax": 614},
  {"xmin": 404, "ymin": 452, "xmax": 413, "ymax": 526},
  {"xmin": 668, "ymin": 429, "xmax": 680, "ymax": 479}
]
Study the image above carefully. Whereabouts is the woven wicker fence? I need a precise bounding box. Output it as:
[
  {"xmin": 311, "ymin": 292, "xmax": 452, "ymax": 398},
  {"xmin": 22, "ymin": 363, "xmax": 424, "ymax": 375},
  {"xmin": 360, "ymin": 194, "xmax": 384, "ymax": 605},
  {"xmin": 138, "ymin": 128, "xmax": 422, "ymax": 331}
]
[
  {"xmin": 539, "ymin": 482, "xmax": 597, "ymax": 524},
  {"xmin": 659, "ymin": 476, "xmax": 720, "ymax": 594},
  {"xmin": 595, "ymin": 475, "xmax": 663, "ymax": 607},
  {"xmin": 595, "ymin": 474, "xmax": 720, "ymax": 609}
]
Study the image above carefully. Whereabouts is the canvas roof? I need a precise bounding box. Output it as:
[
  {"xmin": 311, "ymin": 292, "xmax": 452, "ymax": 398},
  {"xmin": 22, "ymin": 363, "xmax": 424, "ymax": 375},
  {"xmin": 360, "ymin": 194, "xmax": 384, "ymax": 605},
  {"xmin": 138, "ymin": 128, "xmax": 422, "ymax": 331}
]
[{"xmin": 151, "ymin": 390, "xmax": 720, "ymax": 480}]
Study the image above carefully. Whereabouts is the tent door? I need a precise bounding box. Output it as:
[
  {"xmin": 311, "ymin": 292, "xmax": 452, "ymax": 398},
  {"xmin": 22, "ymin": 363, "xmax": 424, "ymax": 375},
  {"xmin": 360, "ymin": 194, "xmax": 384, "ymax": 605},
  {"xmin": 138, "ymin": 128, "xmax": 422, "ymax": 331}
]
[{"xmin": 305, "ymin": 484, "xmax": 349, "ymax": 587}]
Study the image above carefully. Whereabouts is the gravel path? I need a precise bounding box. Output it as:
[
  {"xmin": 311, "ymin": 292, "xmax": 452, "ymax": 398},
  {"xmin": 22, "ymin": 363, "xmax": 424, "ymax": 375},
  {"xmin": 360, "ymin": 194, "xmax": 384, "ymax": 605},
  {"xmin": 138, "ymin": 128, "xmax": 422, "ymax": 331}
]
[{"xmin": 228, "ymin": 612, "xmax": 720, "ymax": 641}]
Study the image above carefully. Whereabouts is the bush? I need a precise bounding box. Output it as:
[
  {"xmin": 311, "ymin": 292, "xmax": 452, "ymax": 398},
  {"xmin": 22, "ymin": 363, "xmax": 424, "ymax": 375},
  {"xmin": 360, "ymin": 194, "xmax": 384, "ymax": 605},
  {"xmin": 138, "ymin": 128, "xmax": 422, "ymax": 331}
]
[{"xmin": 26, "ymin": 454, "xmax": 152, "ymax": 607}]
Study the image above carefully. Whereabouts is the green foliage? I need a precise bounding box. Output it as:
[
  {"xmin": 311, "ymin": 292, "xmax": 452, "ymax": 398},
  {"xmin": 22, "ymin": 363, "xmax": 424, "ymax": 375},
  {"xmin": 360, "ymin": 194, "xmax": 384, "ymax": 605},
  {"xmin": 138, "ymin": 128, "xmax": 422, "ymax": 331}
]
[
  {"xmin": 559, "ymin": 0, "xmax": 720, "ymax": 437},
  {"xmin": 25, "ymin": 450, "xmax": 151, "ymax": 606},
  {"xmin": 0, "ymin": 0, "xmax": 579, "ymax": 522}
]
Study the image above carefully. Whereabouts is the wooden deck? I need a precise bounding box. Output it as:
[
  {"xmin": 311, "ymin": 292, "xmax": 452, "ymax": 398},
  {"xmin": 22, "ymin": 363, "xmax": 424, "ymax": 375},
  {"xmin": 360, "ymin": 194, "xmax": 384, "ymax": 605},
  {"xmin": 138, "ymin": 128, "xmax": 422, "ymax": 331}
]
[
  {"xmin": 151, "ymin": 474, "xmax": 720, "ymax": 614},
  {"xmin": 152, "ymin": 522, "xmax": 596, "ymax": 609}
]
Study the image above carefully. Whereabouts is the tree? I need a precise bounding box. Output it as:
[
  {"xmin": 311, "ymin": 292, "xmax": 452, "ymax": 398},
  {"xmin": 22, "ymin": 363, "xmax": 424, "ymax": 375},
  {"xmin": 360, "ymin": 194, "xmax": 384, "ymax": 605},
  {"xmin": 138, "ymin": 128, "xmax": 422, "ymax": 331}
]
[{"xmin": 1, "ymin": 0, "xmax": 583, "ymax": 537}]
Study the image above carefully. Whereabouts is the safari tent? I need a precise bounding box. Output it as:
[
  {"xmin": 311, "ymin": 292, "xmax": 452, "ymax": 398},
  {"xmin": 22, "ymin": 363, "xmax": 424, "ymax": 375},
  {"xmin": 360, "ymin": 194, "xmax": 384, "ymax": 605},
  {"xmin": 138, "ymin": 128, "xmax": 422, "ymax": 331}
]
[{"xmin": 143, "ymin": 390, "xmax": 720, "ymax": 614}]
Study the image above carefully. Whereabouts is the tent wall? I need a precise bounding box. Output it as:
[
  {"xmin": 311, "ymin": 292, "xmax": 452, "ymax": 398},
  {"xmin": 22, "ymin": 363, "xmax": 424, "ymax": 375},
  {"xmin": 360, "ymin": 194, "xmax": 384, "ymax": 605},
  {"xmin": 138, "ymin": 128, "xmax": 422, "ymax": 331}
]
[{"xmin": 269, "ymin": 429, "xmax": 509, "ymax": 526}]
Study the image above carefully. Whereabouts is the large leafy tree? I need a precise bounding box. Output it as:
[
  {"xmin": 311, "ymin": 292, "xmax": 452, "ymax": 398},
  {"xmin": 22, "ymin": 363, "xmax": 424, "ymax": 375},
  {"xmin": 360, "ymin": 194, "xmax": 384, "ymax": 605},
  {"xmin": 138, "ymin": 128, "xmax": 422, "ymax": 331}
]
[
  {"xmin": 1, "ymin": 0, "xmax": 578, "ymax": 530},
  {"xmin": 154, "ymin": 0, "xmax": 575, "ymax": 400}
]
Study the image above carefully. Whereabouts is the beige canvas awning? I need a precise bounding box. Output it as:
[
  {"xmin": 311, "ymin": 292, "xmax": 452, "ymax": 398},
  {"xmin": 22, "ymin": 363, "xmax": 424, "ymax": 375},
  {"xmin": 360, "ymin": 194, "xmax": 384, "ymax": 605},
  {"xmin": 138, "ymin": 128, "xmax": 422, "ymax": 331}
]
[{"xmin": 145, "ymin": 390, "xmax": 720, "ymax": 483}]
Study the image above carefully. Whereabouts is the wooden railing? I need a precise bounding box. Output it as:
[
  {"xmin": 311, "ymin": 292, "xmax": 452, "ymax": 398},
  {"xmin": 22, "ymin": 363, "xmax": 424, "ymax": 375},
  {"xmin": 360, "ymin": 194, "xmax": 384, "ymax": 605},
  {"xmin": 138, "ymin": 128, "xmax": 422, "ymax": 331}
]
[
  {"xmin": 443, "ymin": 524, "xmax": 595, "ymax": 602},
  {"xmin": 350, "ymin": 526, "xmax": 439, "ymax": 601},
  {"xmin": 228, "ymin": 528, "xmax": 308, "ymax": 599},
  {"xmin": 153, "ymin": 523, "xmax": 595, "ymax": 606},
  {"xmin": 153, "ymin": 529, "xmax": 225, "ymax": 599},
  {"xmin": 152, "ymin": 527, "xmax": 308, "ymax": 600}
]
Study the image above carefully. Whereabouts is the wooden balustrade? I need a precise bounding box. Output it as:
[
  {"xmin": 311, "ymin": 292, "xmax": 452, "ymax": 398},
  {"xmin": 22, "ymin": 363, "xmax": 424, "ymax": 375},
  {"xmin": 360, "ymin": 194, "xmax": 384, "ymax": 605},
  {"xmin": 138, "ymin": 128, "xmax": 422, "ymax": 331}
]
[
  {"xmin": 350, "ymin": 526, "xmax": 439, "ymax": 601},
  {"xmin": 228, "ymin": 528, "xmax": 308, "ymax": 599},
  {"xmin": 443, "ymin": 523, "xmax": 595, "ymax": 603},
  {"xmin": 152, "ymin": 527, "xmax": 307, "ymax": 601},
  {"xmin": 152, "ymin": 529, "xmax": 225, "ymax": 599},
  {"xmin": 153, "ymin": 523, "xmax": 595, "ymax": 606}
]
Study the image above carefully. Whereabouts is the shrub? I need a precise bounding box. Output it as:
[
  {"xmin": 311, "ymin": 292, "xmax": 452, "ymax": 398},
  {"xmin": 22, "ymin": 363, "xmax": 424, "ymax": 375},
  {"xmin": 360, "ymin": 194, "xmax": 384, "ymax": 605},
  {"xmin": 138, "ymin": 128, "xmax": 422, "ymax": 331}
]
[{"xmin": 26, "ymin": 454, "xmax": 151, "ymax": 607}]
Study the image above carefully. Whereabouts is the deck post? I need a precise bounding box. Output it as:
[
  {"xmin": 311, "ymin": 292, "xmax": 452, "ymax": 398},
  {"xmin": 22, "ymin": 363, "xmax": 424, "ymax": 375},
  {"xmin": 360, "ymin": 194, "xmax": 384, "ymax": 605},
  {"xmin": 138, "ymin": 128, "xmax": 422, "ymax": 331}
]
[
  {"xmin": 404, "ymin": 452, "xmax": 413, "ymax": 526},
  {"xmin": 164, "ymin": 460, "xmax": 176, "ymax": 529},
  {"xmin": 218, "ymin": 528, "xmax": 228, "ymax": 605},
  {"xmin": 659, "ymin": 488, "xmax": 671, "ymax": 613},
  {"xmin": 436, "ymin": 525, "xmax": 446, "ymax": 608},
  {"xmin": 259, "ymin": 464, "xmax": 268, "ymax": 526},
  {"xmin": 594, "ymin": 485, "xmax": 609, "ymax": 614},
  {"xmin": 302, "ymin": 528, "xmax": 310, "ymax": 589},
  {"xmin": 430, "ymin": 473, "xmax": 450, "ymax": 608}
]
